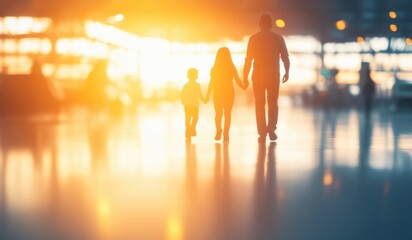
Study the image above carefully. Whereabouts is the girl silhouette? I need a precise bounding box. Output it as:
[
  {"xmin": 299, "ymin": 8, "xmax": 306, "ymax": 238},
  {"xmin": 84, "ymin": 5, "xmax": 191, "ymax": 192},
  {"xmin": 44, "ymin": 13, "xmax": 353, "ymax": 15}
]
[{"xmin": 206, "ymin": 47, "xmax": 245, "ymax": 142}]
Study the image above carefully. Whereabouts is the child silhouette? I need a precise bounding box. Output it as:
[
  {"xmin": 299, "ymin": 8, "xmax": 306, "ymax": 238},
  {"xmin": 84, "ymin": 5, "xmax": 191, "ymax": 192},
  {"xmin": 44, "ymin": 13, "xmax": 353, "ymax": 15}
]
[
  {"xmin": 181, "ymin": 68, "xmax": 206, "ymax": 140},
  {"xmin": 206, "ymin": 47, "xmax": 246, "ymax": 142}
]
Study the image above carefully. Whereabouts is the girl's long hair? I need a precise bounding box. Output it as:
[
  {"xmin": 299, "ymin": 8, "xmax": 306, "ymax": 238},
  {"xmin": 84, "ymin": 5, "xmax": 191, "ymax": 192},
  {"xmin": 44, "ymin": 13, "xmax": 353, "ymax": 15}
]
[{"xmin": 213, "ymin": 47, "xmax": 236, "ymax": 73}]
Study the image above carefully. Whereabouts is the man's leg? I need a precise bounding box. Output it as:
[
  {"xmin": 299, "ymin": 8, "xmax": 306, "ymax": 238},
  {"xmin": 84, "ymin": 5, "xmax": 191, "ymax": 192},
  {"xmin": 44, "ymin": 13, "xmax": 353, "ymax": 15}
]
[
  {"xmin": 253, "ymin": 81, "xmax": 267, "ymax": 140},
  {"xmin": 267, "ymin": 80, "xmax": 280, "ymax": 139}
]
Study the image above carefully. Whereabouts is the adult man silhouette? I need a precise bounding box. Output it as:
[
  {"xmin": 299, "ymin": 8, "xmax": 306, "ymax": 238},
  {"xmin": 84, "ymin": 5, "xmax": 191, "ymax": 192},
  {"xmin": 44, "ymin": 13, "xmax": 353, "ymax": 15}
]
[{"xmin": 243, "ymin": 14, "xmax": 290, "ymax": 143}]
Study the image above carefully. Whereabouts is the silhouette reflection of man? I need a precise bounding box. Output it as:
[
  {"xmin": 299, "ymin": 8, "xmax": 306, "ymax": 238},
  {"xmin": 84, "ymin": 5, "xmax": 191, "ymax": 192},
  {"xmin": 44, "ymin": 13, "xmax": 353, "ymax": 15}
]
[
  {"xmin": 213, "ymin": 142, "xmax": 233, "ymax": 239},
  {"xmin": 253, "ymin": 142, "xmax": 277, "ymax": 239},
  {"xmin": 243, "ymin": 14, "xmax": 290, "ymax": 143}
]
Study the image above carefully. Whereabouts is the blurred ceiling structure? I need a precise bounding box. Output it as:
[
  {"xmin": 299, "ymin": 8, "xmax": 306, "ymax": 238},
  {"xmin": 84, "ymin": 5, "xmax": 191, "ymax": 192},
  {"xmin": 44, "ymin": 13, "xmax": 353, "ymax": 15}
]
[{"xmin": 1, "ymin": 0, "xmax": 412, "ymax": 43}]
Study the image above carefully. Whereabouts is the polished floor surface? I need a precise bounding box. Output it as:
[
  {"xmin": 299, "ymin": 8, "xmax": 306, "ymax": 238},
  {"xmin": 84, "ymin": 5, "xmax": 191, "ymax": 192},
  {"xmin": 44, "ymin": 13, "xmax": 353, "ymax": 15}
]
[{"xmin": 0, "ymin": 102, "xmax": 411, "ymax": 240}]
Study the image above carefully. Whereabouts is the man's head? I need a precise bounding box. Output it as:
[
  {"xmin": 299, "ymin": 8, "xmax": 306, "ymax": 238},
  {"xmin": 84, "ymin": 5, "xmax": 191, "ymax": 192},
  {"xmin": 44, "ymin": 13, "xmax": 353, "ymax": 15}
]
[
  {"xmin": 259, "ymin": 14, "xmax": 273, "ymax": 30},
  {"xmin": 187, "ymin": 68, "xmax": 198, "ymax": 81}
]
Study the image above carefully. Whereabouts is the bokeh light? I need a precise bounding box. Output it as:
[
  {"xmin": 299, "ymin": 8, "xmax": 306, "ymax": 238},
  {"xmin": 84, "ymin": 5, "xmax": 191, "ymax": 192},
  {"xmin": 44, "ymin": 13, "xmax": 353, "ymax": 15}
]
[
  {"xmin": 275, "ymin": 19, "xmax": 286, "ymax": 28},
  {"xmin": 336, "ymin": 20, "xmax": 347, "ymax": 31}
]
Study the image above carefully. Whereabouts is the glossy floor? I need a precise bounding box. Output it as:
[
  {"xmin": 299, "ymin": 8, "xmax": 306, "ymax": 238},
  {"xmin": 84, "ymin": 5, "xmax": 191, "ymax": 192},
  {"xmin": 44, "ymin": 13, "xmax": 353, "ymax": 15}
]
[{"xmin": 0, "ymin": 103, "xmax": 411, "ymax": 240}]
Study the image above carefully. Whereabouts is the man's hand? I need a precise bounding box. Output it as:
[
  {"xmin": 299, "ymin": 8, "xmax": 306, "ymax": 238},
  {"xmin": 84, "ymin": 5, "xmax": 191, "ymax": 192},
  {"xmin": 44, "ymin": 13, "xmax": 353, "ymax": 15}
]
[{"xmin": 282, "ymin": 73, "xmax": 289, "ymax": 83}]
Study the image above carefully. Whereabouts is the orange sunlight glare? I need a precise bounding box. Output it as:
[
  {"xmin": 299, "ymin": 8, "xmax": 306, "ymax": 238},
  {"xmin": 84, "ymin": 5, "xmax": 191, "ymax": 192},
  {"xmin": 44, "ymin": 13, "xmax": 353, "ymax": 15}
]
[
  {"xmin": 4, "ymin": 16, "xmax": 402, "ymax": 97},
  {"xmin": 0, "ymin": 16, "xmax": 325, "ymax": 92}
]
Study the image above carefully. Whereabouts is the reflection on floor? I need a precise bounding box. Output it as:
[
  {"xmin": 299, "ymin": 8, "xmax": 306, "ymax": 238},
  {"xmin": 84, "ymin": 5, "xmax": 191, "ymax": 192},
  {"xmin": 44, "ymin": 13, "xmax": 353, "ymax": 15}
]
[{"xmin": 0, "ymin": 103, "xmax": 411, "ymax": 240}]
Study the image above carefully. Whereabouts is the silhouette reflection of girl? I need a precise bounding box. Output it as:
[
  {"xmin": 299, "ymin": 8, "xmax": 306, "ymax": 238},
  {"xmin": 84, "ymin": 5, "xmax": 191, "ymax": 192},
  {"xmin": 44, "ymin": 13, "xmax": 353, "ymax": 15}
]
[{"xmin": 206, "ymin": 47, "xmax": 245, "ymax": 142}]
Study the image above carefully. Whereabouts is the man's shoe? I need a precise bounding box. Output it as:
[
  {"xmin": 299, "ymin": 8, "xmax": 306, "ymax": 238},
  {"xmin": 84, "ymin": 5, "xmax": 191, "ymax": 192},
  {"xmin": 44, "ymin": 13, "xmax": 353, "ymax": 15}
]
[{"xmin": 268, "ymin": 131, "xmax": 277, "ymax": 141}]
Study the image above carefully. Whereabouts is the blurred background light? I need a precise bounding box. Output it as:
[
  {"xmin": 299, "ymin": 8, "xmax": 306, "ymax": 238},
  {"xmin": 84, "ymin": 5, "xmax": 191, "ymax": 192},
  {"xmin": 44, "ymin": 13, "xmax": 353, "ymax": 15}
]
[
  {"xmin": 275, "ymin": 19, "xmax": 286, "ymax": 28},
  {"xmin": 336, "ymin": 20, "xmax": 347, "ymax": 31}
]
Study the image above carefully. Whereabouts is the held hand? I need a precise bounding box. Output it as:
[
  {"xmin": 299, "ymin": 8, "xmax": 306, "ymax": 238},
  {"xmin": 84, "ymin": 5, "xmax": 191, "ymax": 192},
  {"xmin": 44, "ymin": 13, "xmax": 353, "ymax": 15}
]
[{"xmin": 282, "ymin": 73, "xmax": 289, "ymax": 83}]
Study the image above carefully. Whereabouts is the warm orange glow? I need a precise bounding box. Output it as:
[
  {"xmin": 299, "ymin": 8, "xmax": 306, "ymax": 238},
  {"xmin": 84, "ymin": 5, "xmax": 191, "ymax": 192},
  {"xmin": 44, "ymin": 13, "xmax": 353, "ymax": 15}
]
[
  {"xmin": 3, "ymin": 39, "xmax": 17, "ymax": 53},
  {"xmin": 323, "ymin": 170, "xmax": 333, "ymax": 186},
  {"xmin": 275, "ymin": 19, "xmax": 286, "ymax": 28},
  {"xmin": 97, "ymin": 197, "xmax": 112, "ymax": 232},
  {"xmin": 114, "ymin": 14, "xmax": 124, "ymax": 22},
  {"xmin": 84, "ymin": 21, "xmax": 139, "ymax": 50},
  {"xmin": 98, "ymin": 198, "xmax": 111, "ymax": 219},
  {"xmin": 3, "ymin": 56, "xmax": 32, "ymax": 74},
  {"xmin": 0, "ymin": 15, "xmax": 326, "ymax": 92},
  {"xmin": 108, "ymin": 14, "xmax": 124, "ymax": 25},
  {"xmin": 336, "ymin": 20, "xmax": 347, "ymax": 31},
  {"xmin": 5, "ymin": 151, "xmax": 40, "ymax": 211},
  {"xmin": 390, "ymin": 24, "xmax": 398, "ymax": 32},
  {"xmin": 58, "ymin": 140, "xmax": 91, "ymax": 181},
  {"xmin": 167, "ymin": 215, "xmax": 183, "ymax": 240},
  {"xmin": 56, "ymin": 38, "xmax": 110, "ymax": 58},
  {"xmin": 389, "ymin": 11, "xmax": 397, "ymax": 19},
  {"xmin": 406, "ymin": 38, "xmax": 412, "ymax": 45},
  {"xmin": 0, "ymin": 17, "xmax": 51, "ymax": 35},
  {"xmin": 0, "ymin": 38, "xmax": 51, "ymax": 55},
  {"xmin": 357, "ymin": 37, "xmax": 364, "ymax": 44}
]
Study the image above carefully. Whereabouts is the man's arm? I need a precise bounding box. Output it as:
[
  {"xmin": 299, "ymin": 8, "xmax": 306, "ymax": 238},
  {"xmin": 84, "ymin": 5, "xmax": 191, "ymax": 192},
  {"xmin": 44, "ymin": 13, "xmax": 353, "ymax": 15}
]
[
  {"xmin": 243, "ymin": 38, "xmax": 253, "ymax": 88},
  {"xmin": 280, "ymin": 37, "xmax": 290, "ymax": 83},
  {"xmin": 234, "ymin": 69, "xmax": 246, "ymax": 90},
  {"xmin": 243, "ymin": 59, "xmax": 252, "ymax": 88},
  {"xmin": 281, "ymin": 54, "xmax": 290, "ymax": 83}
]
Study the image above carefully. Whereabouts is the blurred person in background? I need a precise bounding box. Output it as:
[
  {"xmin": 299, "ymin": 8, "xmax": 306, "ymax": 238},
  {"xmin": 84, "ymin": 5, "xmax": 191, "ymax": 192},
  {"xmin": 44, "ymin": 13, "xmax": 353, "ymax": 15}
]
[
  {"xmin": 326, "ymin": 68, "xmax": 340, "ymax": 109},
  {"xmin": 360, "ymin": 63, "xmax": 376, "ymax": 115},
  {"xmin": 85, "ymin": 61, "xmax": 110, "ymax": 111}
]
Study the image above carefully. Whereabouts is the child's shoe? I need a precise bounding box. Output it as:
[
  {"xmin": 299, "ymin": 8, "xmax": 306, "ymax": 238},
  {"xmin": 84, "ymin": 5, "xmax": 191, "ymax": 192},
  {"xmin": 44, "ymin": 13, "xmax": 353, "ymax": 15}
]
[{"xmin": 215, "ymin": 129, "xmax": 222, "ymax": 140}]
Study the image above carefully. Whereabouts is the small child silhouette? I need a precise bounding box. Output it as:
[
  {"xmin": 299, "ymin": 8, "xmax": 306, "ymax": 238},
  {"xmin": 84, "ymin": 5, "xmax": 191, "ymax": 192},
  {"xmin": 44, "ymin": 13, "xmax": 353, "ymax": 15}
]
[{"xmin": 181, "ymin": 68, "xmax": 206, "ymax": 140}]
